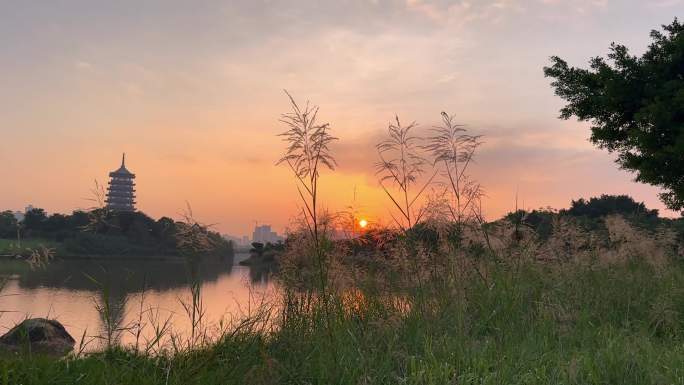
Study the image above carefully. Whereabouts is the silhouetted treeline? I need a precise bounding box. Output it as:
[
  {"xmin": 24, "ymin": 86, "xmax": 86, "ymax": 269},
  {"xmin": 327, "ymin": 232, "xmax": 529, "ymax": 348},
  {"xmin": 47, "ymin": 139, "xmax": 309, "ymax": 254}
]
[
  {"xmin": 0, "ymin": 208, "xmax": 233, "ymax": 257},
  {"xmin": 339, "ymin": 195, "xmax": 680, "ymax": 259},
  {"xmin": 562, "ymin": 195, "xmax": 659, "ymax": 219},
  {"xmin": 504, "ymin": 194, "xmax": 679, "ymax": 239}
]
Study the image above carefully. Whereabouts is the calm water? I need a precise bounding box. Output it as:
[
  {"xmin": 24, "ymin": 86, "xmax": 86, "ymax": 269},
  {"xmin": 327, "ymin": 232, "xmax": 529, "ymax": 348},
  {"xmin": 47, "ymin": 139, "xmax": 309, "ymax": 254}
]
[{"xmin": 0, "ymin": 253, "xmax": 278, "ymax": 350}]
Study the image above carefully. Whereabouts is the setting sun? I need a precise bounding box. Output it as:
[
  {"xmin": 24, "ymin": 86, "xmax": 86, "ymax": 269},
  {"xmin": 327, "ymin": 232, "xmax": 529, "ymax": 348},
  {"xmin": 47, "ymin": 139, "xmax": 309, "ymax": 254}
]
[{"xmin": 1, "ymin": 1, "xmax": 682, "ymax": 381}]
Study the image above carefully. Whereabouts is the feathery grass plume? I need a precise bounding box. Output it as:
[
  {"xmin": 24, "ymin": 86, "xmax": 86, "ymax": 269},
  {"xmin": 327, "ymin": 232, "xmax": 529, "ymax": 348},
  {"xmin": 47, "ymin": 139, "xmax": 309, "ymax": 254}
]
[
  {"xmin": 277, "ymin": 90, "xmax": 337, "ymax": 239},
  {"xmin": 174, "ymin": 202, "xmax": 216, "ymax": 349},
  {"xmin": 276, "ymin": 90, "xmax": 337, "ymax": 290},
  {"xmin": 174, "ymin": 202, "xmax": 217, "ymax": 255},
  {"xmin": 426, "ymin": 112, "xmax": 483, "ymax": 226},
  {"xmin": 81, "ymin": 179, "xmax": 115, "ymax": 233},
  {"xmin": 26, "ymin": 245, "xmax": 54, "ymax": 270},
  {"xmin": 424, "ymin": 113, "xmax": 494, "ymax": 261},
  {"xmin": 376, "ymin": 116, "xmax": 437, "ymax": 231},
  {"xmin": 275, "ymin": 91, "xmax": 342, "ymax": 369}
]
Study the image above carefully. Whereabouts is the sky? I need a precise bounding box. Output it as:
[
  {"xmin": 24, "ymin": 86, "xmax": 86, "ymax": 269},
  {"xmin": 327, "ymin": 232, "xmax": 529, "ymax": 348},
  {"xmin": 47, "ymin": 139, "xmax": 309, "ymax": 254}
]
[{"xmin": 1, "ymin": 0, "xmax": 682, "ymax": 236}]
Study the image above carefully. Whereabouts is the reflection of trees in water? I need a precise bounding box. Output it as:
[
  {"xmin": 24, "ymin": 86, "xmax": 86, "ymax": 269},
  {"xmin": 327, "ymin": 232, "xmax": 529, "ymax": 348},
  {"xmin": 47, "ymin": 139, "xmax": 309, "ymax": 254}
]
[
  {"xmin": 4, "ymin": 255, "xmax": 235, "ymax": 297},
  {"xmin": 0, "ymin": 254, "xmax": 255, "ymax": 348},
  {"xmin": 89, "ymin": 274, "xmax": 129, "ymax": 348},
  {"xmin": 248, "ymin": 262, "xmax": 277, "ymax": 284}
]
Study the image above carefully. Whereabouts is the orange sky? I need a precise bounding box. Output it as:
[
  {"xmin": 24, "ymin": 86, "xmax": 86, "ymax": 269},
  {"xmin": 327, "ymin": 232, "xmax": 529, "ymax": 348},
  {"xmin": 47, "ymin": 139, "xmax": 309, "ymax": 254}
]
[{"xmin": 1, "ymin": 1, "xmax": 681, "ymax": 236}]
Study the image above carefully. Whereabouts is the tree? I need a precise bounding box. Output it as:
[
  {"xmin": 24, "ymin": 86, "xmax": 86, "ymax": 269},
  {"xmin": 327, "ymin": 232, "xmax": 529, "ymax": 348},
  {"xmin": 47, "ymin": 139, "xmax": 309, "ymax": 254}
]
[
  {"xmin": 0, "ymin": 211, "xmax": 17, "ymax": 238},
  {"xmin": 69, "ymin": 210, "xmax": 91, "ymax": 230},
  {"xmin": 43, "ymin": 213, "xmax": 68, "ymax": 233},
  {"xmin": 23, "ymin": 208, "xmax": 47, "ymax": 233},
  {"xmin": 544, "ymin": 19, "xmax": 684, "ymax": 211},
  {"xmin": 563, "ymin": 194, "xmax": 658, "ymax": 219}
]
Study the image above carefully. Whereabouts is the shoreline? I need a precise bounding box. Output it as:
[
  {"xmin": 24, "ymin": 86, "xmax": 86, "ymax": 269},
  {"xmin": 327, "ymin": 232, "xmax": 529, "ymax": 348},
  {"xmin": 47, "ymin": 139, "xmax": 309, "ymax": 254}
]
[{"xmin": 0, "ymin": 253, "xmax": 240, "ymax": 262}]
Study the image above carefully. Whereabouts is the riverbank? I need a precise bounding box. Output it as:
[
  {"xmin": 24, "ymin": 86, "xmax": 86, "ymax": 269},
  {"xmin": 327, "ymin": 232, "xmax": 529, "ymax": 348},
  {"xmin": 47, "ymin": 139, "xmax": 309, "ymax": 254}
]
[
  {"xmin": 3, "ymin": 257, "xmax": 684, "ymax": 384},
  {"xmin": 0, "ymin": 252, "xmax": 232, "ymax": 261},
  {"xmin": 0, "ymin": 238, "xmax": 59, "ymax": 256},
  {"xmin": 0, "ymin": 238, "xmax": 235, "ymax": 260}
]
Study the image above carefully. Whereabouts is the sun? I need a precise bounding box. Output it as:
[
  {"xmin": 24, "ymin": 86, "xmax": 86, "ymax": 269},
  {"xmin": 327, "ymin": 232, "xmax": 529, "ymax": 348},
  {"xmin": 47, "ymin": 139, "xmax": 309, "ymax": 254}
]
[{"xmin": 358, "ymin": 219, "xmax": 368, "ymax": 229}]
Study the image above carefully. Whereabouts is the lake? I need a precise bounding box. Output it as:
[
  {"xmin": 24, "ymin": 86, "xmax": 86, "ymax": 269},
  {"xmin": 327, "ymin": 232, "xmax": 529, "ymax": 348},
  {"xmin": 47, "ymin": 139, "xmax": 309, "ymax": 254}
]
[{"xmin": 0, "ymin": 253, "xmax": 278, "ymax": 351}]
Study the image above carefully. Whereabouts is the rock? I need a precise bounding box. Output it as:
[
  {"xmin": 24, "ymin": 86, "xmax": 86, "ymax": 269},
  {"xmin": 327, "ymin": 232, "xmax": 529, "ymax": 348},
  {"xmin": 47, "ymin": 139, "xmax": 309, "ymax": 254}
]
[{"xmin": 0, "ymin": 318, "xmax": 75, "ymax": 355}]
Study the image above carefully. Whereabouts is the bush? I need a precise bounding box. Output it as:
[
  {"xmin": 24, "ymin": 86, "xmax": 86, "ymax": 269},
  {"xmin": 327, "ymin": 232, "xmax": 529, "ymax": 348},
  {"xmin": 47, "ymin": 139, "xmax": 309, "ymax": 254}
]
[{"xmin": 563, "ymin": 195, "xmax": 658, "ymax": 219}]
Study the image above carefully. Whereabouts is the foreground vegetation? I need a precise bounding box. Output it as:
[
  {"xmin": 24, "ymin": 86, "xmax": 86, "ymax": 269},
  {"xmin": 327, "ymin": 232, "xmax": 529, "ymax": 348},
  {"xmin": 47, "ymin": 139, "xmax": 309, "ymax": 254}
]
[
  {"xmin": 2, "ymin": 199, "xmax": 684, "ymax": 383},
  {"xmin": 0, "ymin": 239, "xmax": 60, "ymax": 256},
  {"xmin": 3, "ymin": 255, "xmax": 684, "ymax": 384},
  {"xmin": 4, "ymin": 17, "xmax": 684, "ymax": 381}
]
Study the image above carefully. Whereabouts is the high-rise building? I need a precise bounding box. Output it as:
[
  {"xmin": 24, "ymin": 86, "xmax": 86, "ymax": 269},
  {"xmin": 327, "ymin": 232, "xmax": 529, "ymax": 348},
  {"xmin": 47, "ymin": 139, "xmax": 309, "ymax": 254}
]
[
  {"xmin": 12, "ymin": 205, "xmax": 35, "ymax": 221},
  {"xmin": 252, "ymin": 224, "xmax": 283, "ymax": 244},
  {"xmin": 106, "ymin": 153, "xmax": 136, "ymax": 212}
]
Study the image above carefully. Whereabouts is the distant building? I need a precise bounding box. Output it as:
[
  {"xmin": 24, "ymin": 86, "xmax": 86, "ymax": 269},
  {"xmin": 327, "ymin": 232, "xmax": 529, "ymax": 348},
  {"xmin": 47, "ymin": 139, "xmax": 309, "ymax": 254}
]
[
  {"xmin": 252, "ymin": 224, "xmax": 283, "ymax": 245},
  {"xmin": 221, "ymin": 231, "xmax": 270, "ymax": 247},
  {"xmin": 106, "ymin": 153, "xmax": 136, "ymax": 212},
  {"xmin": 222, "ymin": 234, "xmax": 249, "ymax": 247},
  {"xmin": 13, "ymin": 205, "xmax": 35, "ymax": 222}
]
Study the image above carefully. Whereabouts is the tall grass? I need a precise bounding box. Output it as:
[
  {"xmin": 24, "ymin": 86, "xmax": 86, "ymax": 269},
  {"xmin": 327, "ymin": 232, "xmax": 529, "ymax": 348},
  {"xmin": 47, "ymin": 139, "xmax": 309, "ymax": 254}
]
[
  {"xmin": 84, "ymin": 271, "xmax": 128, "ymax": 349},
  {"xmin": 425, "ymin": 111, "xmax": 483, "ymax": 227},
  {"xmin": 277, "ymin": 90, "xmax": 337, "ymax": 294},
  {"xmin": 4, "ymin": 257, "xmax": 684, "ymax": 384},
  {"xmin": 3, "ymin": 104, "xmax": 683, "ymax": 384},
  {"xmin": 376, "ymin": 116, "xmax": 436, "ymax": 231}
]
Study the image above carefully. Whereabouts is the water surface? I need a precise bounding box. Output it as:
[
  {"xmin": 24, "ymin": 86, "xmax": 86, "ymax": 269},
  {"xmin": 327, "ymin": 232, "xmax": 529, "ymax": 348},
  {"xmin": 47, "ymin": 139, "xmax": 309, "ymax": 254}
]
[{"xmin": 0, "ymin": 253, "xmax": 277, "ymax": 350}]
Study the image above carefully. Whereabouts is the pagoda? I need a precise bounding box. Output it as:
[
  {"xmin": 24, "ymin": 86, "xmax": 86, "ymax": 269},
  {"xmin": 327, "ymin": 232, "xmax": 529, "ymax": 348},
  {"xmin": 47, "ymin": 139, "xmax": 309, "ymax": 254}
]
[{"xmin": 106, "ymin": 153, "xmax": 136, "ymax": 212}]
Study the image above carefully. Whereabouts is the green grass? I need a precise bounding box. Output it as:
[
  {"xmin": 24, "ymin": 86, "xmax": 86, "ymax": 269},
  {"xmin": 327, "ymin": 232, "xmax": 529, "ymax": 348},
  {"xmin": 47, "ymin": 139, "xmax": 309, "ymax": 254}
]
[
  {"xmin": 0, "ymin": 238, "xmax": 60, "ymax": 255},
  {"xmin": 3, "ymin": 258, "xmax": 684, "ymax": 384}
]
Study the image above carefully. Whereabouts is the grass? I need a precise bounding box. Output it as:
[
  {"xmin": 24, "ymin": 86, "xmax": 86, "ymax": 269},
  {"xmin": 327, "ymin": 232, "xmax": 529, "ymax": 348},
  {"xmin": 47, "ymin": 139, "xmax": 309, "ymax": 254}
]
[
  {"xmin": 3, "ymin": 257, "xmax": 684, "ymax": 384},
  {"xmin": 0, "ymin": 239, "xmax": 60, "ymax": 255}
]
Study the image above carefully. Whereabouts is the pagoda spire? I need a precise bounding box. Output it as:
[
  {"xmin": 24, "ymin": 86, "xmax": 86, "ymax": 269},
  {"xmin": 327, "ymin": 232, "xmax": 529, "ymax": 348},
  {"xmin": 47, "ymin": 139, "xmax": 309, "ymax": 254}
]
[{"xmin": 106, "ymin": 153, "xmax": 136, "ymax": 212}]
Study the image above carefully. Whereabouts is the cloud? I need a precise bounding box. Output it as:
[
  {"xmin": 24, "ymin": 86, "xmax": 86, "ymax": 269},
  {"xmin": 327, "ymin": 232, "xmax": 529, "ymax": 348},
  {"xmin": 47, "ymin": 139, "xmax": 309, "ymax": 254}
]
[
  {"xmin": 404, "ymin": 0, "xmax": 527, "ymax": 26},
  {"xmin": 74, "ymin": 60, "xmax": 92, "ymax": 70},
  {"xmin": 537, "ymin": 0, "xmax": 608, "ymax": 14},
  {"xmin": 3, "ymin": 0, "xmax": 681, "ymax": 233},
  {"xmin": 647, "ymin": 0, "xmax": 683, "ymax": 7}
]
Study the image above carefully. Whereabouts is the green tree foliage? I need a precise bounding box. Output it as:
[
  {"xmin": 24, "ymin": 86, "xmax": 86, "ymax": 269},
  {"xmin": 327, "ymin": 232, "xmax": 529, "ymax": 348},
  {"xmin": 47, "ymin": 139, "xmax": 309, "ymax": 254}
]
[
  {"xmin": 563, "ymin": 194, "xmax": 658, "ymax": 219},
  {"xmin": 23, "ymin": 208, "xmax": 47, "ymax": 234},
  {"xmin": 544, "ymin": 19, "xmax": 684, "ymax": 211},
  {"xmin": 0, "ymin": 207, "xmax": 232, "ymax": 257},
  {"xmin": 0, "ymin": 211, "xmax": 18, "ymax": 238},
  {"xmin": 505, "ymin": 209, "xmax": 556, "ymax": 241}
]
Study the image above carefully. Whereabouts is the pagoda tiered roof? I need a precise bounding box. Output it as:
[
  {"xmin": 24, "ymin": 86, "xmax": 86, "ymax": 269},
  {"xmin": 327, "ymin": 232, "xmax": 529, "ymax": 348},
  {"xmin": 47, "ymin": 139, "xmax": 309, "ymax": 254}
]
[
  {"xmin": 106, "ymin": 153, "xmax": 137, "ymax": 212},
  {"xmin": 109, "ymin": 153, "xmax": 136, "ymax": 178}
]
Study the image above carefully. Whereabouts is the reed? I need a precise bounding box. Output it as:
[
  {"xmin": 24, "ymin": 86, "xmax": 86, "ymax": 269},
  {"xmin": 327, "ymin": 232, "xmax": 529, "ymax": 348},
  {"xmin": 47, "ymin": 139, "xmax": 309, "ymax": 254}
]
[
  {"xmin": 376, "ymin": 115, "xmax": 436, "ymax": 231},
  {"xmin": 3, "ymin": 105, "xmax": 682, "ymax": 384},
  {"xmin": 277, "ymin": 90, "xmax": 337, "ymax": 294},
  {"xmin": 4, "ymin": 256, "xmax": 684, "ymax": 384}
]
